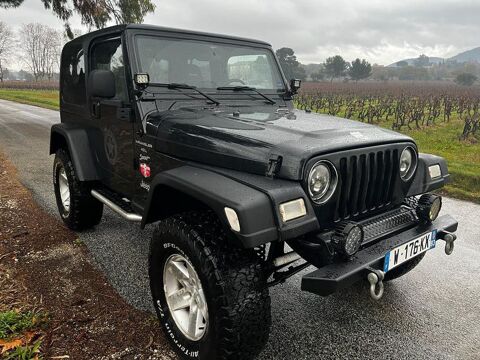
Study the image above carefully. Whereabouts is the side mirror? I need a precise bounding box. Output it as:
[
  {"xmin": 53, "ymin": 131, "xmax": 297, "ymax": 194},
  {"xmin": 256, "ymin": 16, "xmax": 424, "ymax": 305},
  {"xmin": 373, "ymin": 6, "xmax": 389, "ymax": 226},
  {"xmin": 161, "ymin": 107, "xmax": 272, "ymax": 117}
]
[
  {"xmin": 89, "ymin": 69, "xmax": 115, "ymax": 98},
  {"xmin": 290, "ymin": 79, "xmax": 301, "ymax": 94}
]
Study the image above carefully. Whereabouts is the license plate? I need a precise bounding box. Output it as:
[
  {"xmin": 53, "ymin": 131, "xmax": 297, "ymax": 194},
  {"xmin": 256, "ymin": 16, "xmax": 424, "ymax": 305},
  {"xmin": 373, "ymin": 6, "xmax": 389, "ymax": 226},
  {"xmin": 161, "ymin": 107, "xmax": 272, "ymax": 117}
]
[{"xmin": 383, "ymin": 230, "xmax": 437, "ymax": 272}]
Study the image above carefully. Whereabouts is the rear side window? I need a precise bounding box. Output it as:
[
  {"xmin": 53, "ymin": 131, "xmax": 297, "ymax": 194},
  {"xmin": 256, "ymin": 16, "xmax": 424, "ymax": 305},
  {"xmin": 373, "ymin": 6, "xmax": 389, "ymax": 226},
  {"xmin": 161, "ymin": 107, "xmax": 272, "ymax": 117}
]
[
  {"xmin": 91, "ymin": 38, "xmax": 127, "ymax": 100},
  {"xmin": 61, "ymin": 44, "xmax": 86, "ymax": 105}
]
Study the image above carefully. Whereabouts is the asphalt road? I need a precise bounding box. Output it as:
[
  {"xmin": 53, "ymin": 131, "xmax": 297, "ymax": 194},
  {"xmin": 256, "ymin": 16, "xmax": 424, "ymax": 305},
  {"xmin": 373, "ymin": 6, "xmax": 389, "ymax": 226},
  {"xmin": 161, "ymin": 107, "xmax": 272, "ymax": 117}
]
[{"xmin": 0, "ymin": 99, "xmax": 479, "ymax": 360}]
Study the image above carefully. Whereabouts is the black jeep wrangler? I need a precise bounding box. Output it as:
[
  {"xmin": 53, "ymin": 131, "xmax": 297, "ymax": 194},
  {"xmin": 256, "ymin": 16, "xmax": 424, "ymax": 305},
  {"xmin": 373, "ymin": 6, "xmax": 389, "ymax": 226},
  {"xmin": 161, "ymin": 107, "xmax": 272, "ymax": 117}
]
[{"xmin": 50, "ymin": 24, "xmax": 458, "ymax": 360}]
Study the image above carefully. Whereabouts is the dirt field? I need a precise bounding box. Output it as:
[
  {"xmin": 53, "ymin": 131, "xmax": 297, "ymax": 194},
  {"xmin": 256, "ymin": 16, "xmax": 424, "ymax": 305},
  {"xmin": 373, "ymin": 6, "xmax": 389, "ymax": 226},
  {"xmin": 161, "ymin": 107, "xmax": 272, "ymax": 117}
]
[{"xmin": 0, "ymin": 152, "xmax": 176, "ymax": 359}]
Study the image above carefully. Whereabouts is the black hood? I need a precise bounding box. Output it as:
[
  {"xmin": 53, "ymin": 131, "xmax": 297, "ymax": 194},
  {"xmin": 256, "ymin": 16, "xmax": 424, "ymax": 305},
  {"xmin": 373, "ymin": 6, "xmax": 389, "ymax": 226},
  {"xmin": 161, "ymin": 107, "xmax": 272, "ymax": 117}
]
[{"xmin": 145, "ymin": 105, "xmax": 414, "ymax": 180}]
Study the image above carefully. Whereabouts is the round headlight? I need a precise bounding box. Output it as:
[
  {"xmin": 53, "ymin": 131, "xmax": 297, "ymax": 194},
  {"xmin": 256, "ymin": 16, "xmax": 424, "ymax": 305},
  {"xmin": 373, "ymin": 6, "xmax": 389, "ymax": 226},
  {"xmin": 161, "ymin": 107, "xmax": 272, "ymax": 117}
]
[
  {"xmin": 400, "ymin": 147, "xmax": 417, "ymax": 181},
  {"xmin": 307, "ymin": 161, "xmax": 338, "ymax": 204}
]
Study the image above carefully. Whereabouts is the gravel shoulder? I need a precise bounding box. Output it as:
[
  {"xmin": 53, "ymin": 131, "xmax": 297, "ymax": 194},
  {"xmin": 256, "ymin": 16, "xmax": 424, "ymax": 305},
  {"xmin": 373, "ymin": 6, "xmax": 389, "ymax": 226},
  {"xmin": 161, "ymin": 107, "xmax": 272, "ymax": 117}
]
[{"xmin": 0, "ymin": 152, "xmax": 176, "ymax": 359}]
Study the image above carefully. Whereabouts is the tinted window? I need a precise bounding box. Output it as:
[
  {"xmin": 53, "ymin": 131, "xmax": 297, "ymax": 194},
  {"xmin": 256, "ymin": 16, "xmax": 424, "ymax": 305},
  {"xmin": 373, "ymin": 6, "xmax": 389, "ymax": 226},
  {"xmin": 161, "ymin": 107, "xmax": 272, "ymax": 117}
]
[
  {"xmin": 62, "ymin": 43, "xmax": 86, "ymax": 105},
  {"xmin": 91, "ymin": 38, "xmax": 127, "ymax": 100}
]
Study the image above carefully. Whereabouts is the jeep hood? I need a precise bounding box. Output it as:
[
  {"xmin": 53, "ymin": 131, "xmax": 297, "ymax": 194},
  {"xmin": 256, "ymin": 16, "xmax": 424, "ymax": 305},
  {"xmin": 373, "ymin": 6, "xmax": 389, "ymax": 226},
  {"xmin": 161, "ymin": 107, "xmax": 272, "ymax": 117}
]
[{"xmin": 145, "ymin": 106, "xmax": 414, "ymax": 180}]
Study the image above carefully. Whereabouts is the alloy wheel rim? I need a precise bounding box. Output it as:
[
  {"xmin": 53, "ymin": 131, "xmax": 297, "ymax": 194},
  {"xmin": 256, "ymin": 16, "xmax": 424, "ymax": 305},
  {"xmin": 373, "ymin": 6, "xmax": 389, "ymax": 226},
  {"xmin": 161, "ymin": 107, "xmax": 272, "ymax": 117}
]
[
  {"xmin": 163, "ymin": 254, "xmax": 209, "ymax": 341},
  {"xmin": 58, "ymin": 166, "xmax": 70, "ymax": 214}
]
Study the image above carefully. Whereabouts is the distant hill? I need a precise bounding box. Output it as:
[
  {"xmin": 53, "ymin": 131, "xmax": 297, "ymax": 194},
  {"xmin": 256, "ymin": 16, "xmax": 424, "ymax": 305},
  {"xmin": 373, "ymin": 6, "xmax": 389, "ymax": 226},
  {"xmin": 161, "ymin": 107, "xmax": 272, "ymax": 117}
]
[
  {"xmin": 388, "ymin": 57, "xmax": 444, "ymax": 67},
  {"xmin": 448, "ymin": 47, "xmax": 480, "ymax": 63},
  {"xmin": 389, "ymin": 46, "xmax": 480, "ymax": 67}
]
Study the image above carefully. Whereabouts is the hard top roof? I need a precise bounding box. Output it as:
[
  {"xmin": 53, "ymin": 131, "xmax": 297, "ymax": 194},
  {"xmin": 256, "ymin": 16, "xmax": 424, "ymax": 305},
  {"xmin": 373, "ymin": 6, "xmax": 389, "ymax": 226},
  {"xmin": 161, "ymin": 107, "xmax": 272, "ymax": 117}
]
[{"xmin": 71, "ymin": 24, "xmax": 271, "ymax": 47}]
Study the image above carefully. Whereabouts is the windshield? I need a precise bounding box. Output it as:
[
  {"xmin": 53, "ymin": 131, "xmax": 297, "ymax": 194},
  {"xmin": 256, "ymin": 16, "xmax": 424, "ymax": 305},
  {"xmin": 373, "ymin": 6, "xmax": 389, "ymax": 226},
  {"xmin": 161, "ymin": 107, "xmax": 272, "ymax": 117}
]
[{"xmin": 134, "ymin": 35, "xmax": 285, "ymax": 92}]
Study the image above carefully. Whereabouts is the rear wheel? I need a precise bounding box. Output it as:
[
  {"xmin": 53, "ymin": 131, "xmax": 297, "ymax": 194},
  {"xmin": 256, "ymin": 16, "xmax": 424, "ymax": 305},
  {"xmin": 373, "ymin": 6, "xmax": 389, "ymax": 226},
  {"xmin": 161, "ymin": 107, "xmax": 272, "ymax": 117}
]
[
  {"xmin": 149, "ymin": 211, "xmax": 271, "ymax": 360},
  {"xmin": 384, "ymin": 252, "xmax": 426, "ymax": 281},
  {"xmin": 53, "ymin": 149, "xmax": 103, "ymax": 230}
]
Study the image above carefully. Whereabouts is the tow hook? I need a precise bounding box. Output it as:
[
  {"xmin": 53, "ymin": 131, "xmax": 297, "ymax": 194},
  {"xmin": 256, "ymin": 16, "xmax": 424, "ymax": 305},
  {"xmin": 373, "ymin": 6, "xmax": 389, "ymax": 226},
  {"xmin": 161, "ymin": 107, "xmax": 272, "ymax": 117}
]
[
  {"xmin": 367, "ymin": 268, "xmax": 385, "ymax": 300},
  {"xmin": 439, "ymin": 232, "xmax": 457, "ymax": 255}
]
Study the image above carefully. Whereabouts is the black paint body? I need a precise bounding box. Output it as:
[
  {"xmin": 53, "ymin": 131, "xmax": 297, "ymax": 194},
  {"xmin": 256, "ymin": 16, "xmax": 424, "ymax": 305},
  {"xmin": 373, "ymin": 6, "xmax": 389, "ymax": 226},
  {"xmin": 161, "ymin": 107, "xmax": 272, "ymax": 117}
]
[{"xmin": 50, "ymin": 25, "xmax": 455, "ymax": 272}]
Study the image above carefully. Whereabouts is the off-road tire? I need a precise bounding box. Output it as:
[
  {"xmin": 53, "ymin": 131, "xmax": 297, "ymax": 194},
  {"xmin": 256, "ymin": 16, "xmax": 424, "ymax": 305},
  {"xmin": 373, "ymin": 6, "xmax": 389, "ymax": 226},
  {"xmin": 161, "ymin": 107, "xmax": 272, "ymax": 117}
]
[
  {"xmin": 384, "ymin": 252, "xmax": 426, "ymax": 281},
  {"xmin": 149, "ymin": 211, "xmax": 271, "ymax": 360},
  {"xmin": 53, "ymin": 149, "xmax": 103, "ymax": 230}
]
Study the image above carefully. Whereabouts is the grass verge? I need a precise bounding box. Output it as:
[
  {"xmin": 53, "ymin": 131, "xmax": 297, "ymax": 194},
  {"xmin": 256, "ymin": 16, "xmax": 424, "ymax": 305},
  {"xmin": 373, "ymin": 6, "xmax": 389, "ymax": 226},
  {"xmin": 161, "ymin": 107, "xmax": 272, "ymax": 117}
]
[
  {"xmin": 0, "ymin": 311, "xmax": 47, "ymax": 340},
  {"xmin": 0, "ymin": 89, "xmax": 59, "ymax": 110}
]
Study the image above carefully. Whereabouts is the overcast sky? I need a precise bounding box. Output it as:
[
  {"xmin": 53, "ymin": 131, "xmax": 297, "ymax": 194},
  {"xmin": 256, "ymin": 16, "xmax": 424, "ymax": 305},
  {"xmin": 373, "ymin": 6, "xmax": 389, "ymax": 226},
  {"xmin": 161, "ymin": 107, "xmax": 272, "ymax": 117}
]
[{"xmin": 1, "ymin": 0, "xmax": 480, "ymax": 68}]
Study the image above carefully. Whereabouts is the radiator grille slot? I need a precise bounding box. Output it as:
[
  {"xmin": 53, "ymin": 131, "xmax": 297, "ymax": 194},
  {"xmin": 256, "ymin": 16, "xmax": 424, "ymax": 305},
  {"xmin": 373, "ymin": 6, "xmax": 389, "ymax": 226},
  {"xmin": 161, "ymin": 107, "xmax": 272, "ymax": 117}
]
[{"xmin": 334, "ymin": 149, "xmax": 398, "ymax": 221}]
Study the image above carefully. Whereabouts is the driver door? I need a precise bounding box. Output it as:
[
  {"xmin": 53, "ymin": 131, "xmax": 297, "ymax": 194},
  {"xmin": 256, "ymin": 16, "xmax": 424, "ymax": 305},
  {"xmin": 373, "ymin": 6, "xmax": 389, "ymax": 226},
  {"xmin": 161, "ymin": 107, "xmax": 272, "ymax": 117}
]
[{"xmin": 89, "ymin": 36, "xmax": 135, "ymax": 197}]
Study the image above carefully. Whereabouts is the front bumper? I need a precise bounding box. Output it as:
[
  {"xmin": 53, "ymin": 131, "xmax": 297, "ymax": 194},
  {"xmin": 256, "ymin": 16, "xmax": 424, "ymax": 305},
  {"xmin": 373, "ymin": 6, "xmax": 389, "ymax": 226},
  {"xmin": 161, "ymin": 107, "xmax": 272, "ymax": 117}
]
[{"xmin": 301, "ymin": 214, "xmax": 458, "ymax": 296}]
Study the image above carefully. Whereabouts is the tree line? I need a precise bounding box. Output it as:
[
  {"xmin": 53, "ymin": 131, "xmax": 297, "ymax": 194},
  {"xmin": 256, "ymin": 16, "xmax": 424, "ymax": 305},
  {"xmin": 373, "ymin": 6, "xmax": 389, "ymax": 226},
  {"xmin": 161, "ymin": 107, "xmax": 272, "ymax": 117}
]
[
  {"xmin": 275, "ymin": 47, "xmax": 479, "ymax": 86},
  {"xmin": 275, "ymin": 48, "xmax": 372, "ymax": 83},
  {"xmin": 0, "ymin": 22, "xmax": 64, "ymax": 82}
]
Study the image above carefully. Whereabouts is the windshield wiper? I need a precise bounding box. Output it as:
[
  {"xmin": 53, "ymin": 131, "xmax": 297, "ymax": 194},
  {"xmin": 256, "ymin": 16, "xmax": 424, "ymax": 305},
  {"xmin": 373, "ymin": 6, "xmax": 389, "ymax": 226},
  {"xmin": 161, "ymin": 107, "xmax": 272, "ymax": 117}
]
[
  {"xmin": 149, "ymin": 82, "xmax": 220, "ymax": 106},
  {"xmin": 216, "ymin": 86, "xmax": 276, "ymax": 105}
]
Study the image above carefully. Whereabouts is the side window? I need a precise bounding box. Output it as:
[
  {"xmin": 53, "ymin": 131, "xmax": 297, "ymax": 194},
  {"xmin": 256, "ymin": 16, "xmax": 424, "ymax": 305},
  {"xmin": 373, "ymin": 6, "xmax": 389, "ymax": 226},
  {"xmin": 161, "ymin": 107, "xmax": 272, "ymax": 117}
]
[
  {"xmin": 91, "ymin": 38, "xmax": 127, "ymax": 100},
  {"xmin": 62, "ymin": 44, "xmax": 86, "ymax": 105}
]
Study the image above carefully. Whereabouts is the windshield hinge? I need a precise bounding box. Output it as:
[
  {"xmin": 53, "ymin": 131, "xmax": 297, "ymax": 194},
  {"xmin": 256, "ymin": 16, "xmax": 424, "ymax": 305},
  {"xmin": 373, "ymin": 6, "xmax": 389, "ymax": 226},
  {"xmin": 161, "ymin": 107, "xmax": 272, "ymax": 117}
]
[{"xmin": 266, "ymin": 155, "xmax": 283, "ymax": 177}]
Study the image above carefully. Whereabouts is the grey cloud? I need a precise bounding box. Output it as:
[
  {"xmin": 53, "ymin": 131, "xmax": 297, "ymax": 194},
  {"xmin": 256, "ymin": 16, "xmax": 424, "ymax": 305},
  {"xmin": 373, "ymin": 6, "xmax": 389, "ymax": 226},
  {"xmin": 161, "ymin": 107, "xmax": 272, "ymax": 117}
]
[{"xmin": 1, "ymin": 0, "xmax": 479, "ymax": 66}]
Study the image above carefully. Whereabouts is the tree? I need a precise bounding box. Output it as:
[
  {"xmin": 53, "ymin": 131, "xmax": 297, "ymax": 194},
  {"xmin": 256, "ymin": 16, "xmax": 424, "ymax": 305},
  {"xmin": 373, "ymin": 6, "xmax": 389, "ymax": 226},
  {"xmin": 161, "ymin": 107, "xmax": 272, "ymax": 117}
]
[
  {"xmin": 397, "ymin": 66, "xmax": 430, "ymax": 81},
  {"xmin": 0, "ymin": 22, "xmax": 13, "ymax": 82},
  {"xmin": 414, "ymin": 54, "xmax": 430, "ymax": 67},
  {"xmin": 324, "ymin": 55, "xmax": 347, "ymax": 82},
  {"xmin": 348, "ymin": 58, "xmax": 372, "ymax": 82},
  {"xmin": 455, "ymin": 73, "xmax": 477, "ymax": 86},
  {"xmin": 19, "ymin": 23, "xmax": 62, "ymax": 81},
  {"xmin": 0, "ymin": 0, "xmax": 155, "ymax": 39},
  {"xmin": 396, "ymin": 60, "xmax": 408, "ymax": 67},
  {"xmin": 18, "ymin": 69, "xmax": 34, "ymax": 81},
  {"xmin": 275, "ymin": 47, "xmax": 306, "ymax": 80},
  {"xmin": 311, "ymin": 71, "xmax": 324, "ymax": 81}
]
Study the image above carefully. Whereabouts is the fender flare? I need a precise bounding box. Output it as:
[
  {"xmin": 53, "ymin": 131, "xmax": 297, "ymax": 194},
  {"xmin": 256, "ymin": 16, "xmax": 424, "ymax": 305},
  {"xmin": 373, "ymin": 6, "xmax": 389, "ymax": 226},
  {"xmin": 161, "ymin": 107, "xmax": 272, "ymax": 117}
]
[
  {"xmin": 407, "ymin": 153, "xmax": 450, "ymax": 196},
  {"xmin": 50, "ymin": 124, "xmax": 100, "ymax": 181},
  {"xmin": 142, "ymin": 166, "xmax": 279, "ymax": 248}
]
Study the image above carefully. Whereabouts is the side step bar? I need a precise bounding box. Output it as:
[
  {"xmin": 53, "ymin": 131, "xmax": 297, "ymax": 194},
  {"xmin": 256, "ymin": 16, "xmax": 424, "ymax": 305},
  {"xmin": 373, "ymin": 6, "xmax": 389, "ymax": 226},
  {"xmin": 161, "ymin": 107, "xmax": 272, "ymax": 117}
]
[{"xmin": 91, "ymin": 190, "xmax": 142, "ymax": 222}]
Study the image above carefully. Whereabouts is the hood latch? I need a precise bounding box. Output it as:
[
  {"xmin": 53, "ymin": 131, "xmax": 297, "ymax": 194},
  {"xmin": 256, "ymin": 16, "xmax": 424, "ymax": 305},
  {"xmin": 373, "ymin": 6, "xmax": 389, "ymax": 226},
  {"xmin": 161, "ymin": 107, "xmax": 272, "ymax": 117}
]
[{"xmin": 266, "ymin": 155, "xmax": 283, "ymax": 177}]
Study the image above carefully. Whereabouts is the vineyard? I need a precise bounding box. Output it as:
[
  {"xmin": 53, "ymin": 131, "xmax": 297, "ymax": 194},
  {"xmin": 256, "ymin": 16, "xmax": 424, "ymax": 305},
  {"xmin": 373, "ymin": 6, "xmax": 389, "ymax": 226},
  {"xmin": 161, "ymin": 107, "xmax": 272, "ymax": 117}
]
[
  {"xmin": 0, "ymin": 80, "xmax": 58, "ymax": 90},
  {"xmin": 296, "ymin": 81, "xmax": 480, "ymax": 202},
  {"xmin": 297, "ymin": 82, "xmax": 480, "ymax": 140},
  {"xmin": 0, "ymin": 80, "xmax": 477, "ymax": 202}
]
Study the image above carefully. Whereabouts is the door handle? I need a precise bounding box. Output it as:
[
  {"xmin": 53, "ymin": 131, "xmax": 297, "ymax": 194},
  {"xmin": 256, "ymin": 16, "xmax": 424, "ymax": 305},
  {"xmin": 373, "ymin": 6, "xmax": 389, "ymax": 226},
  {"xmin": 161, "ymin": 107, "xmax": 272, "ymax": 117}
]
[{"xmin": 91, "ymin": 101, "xmax": 101, "ymax": 118}]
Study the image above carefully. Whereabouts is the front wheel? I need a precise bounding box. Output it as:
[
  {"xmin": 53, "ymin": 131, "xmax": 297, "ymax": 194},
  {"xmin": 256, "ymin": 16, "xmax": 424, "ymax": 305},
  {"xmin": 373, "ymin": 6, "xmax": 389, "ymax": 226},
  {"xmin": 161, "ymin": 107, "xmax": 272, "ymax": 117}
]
[{"xmin": 149, "ymin": 211, "xmax": 271, "ymax": 360}]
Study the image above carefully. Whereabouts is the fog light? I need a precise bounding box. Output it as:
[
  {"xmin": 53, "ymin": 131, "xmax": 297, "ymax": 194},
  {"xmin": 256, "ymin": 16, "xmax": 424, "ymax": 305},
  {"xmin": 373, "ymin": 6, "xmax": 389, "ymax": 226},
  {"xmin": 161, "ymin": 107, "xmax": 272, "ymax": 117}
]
[
  {"xmin": 332, "ymin": 221, "xmax": 364, "ymax": 257},
  {"xmin": 224, "ymin": 207, "xmax": 240, "ymax": 232},
  {"xmin": 279, "ymin": 198, "xmax": 307, "ymax": 222},
  {"xmin": 416, "ymin": 194, "xmax": 442, "ymax": 223}
]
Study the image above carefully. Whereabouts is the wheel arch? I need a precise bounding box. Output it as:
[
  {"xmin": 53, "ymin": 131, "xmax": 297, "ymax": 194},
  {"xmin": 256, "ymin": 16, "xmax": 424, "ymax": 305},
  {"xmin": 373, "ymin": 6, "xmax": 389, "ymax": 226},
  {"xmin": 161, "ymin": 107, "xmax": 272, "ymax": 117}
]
[
  {"xmin": 141, "ymin": 166, "xmax": 279, "ymax": 248},
  {"xmin": 50, "ymin": 124, "xmax": 100, "ymax": 181}
]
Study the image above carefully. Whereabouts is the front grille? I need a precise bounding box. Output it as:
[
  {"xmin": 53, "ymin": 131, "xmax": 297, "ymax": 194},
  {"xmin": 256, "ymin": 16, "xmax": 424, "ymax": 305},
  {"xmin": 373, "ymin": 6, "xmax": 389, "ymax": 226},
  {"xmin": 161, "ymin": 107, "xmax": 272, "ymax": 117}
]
[{"xmin": 334, "ymin": 149, "xmax": 399, "ymax": 221}]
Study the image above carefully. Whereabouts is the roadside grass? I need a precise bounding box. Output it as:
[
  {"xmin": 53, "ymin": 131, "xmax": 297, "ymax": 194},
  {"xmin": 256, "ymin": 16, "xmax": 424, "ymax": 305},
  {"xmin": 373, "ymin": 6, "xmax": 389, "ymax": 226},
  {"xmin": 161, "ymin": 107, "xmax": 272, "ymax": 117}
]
[
  {"xmin": 0, "ymin": 310, "xmax": 47, "ymax": 340},
  {"xmin": 391, "ymin": 115, "xmax": 480, "ymax": 203},
  {"xmin": 0, "ymin": 278, "xmax": 48, "ymax": 359},
  {"xmin": 0, "ymin": 89, "xmax": 59, "ymax": 110}
]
